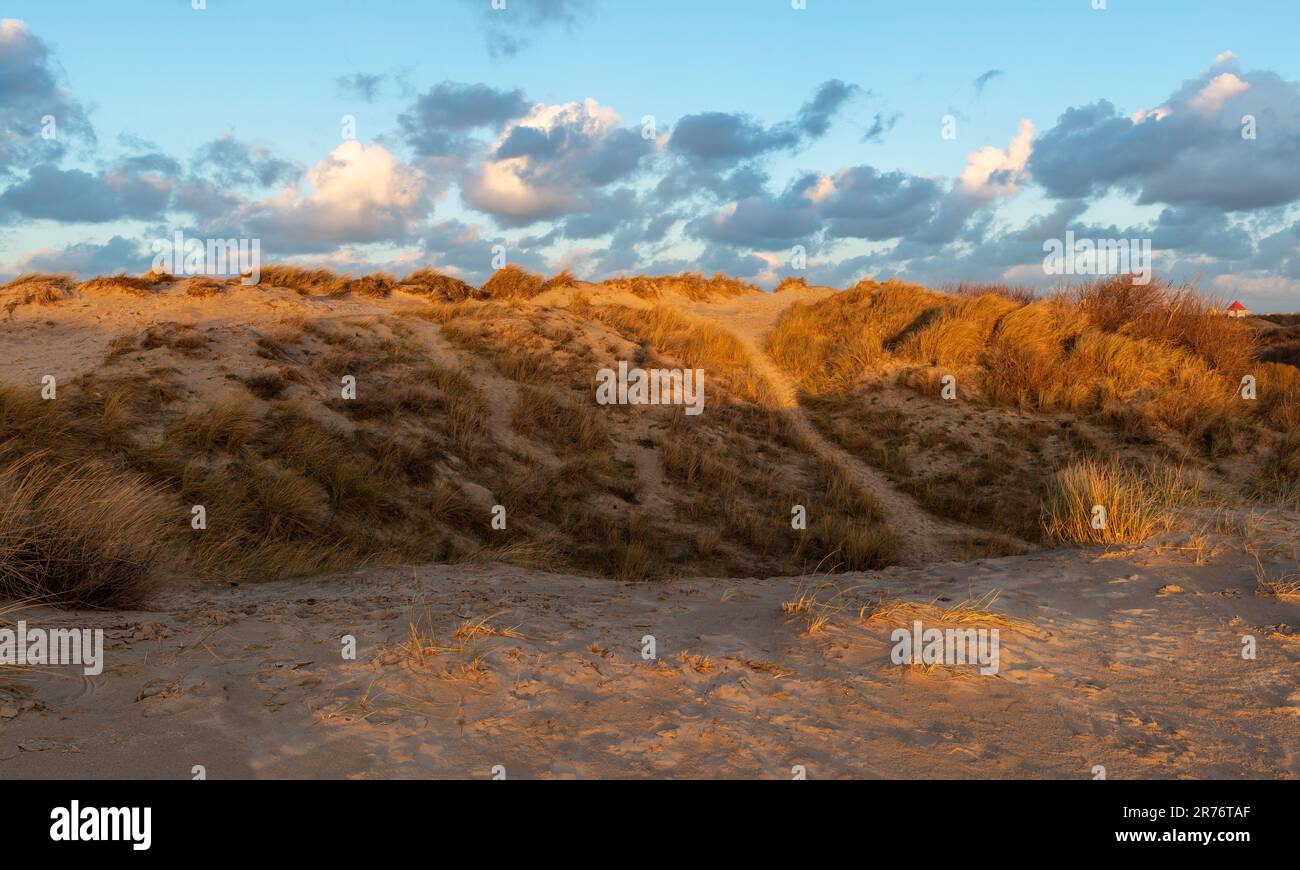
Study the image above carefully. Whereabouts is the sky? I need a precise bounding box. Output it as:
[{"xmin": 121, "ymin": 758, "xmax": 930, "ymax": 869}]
[{"xmin": 1, "ymin": 0, "xmax": 1298, "ymax": 311}]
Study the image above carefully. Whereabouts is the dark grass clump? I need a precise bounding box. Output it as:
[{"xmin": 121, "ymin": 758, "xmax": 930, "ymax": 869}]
[{"xmin": 0, "ymin": 453, "xmax": 173, "ymax": 607}]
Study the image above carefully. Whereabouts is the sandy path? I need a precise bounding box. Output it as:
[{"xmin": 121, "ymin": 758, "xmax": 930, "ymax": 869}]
[
  {"xmin": 683, "ymin": 290, "xmax": 982, "ymax": 565},
  {"xmin": 737, "ymin": 329, "xmax": 978, "ymax": 565}
]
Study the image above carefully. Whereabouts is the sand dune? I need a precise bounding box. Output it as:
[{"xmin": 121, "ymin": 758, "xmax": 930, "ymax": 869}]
[{"xmin": 1, "ymin": 271, "xmax": 1297, "ymax": 778}]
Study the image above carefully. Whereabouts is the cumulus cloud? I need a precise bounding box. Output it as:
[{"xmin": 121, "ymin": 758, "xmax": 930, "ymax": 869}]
[
  {"xmin": 2, "ymin": 17, "xmax": 1296, "ymax": 312},
  {"xmin": 0, "ymin": 157, "xmax": 176, "ymax": 223},
  {"xmin": 669, "ymin": 79, "xmax": 858, "ymax": 167},
  {"xmin": 958, "ymin": 118, "xmax": 1034, "ymax": 200},
  {"xmin": 0, "ymin": 19, "xmax": 95, "ymax": 176},
  {"xmin": 193, "ymin": 135, "xmax": 300, "ymax": 188},
  {"xmin": 668, "ymin": 111, "xmax": 801, "ymax": 166},
  {"xmin": 819, "ymin": 166, "xmax": 945, "ymax": 241},
  {"xmin": 1150, "ymin": 205, "xmax": 1254, "ymax": 260},
  {"xmin": 690, "ymin": 174, "xmax": 825, "ymax": 248},
  {"xmin": 244, "ymin": 140, "xmax": 435, "ymax": 254},
  {"xmin": 1031, "ymin": 61, "xmax": 1300, "ymax": 210},
  {"xmin": 398, "ymin": 81, "xmax": 530, "ymax": 158},
  {"xmin": 1, "ymin": 234, "xmax": 145, "ymax": 279},
  {"xmin": 461, "ymin": 98, "xmax": 652, "ymax": 226}
]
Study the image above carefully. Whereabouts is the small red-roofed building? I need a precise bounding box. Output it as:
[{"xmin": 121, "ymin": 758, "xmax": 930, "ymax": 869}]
[{"xmin": 1226, "ymin": 300, "xmax": 1250, "ymax": 318}]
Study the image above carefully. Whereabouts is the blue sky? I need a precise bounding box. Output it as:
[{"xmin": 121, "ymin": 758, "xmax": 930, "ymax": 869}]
[{"xmin": 2, "ymin": 0, "xmax": 1298, "ymax": 310}]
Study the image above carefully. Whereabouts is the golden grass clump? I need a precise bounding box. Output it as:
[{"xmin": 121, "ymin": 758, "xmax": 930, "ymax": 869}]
[
  {"xmin": 0, "ymin": 452, "xmax": 173, "ymax": 607},
  {"xmin": 1123, "ymin": 286, "xmax": 1257, "ymax": 377},
  {"xmin": 400, "ymin": 269, "xmax": 483, "ymax": 302},
  {"xmin": 169, "ymin": 398, "xmax": 262, "ymax": 453},
  {"xmin": 1252, "ymin": 362, "xmax": 1300, "ymax": 430},
  {"xmin": 539, "ymin": 269, "xmax": 578, "ymax": 293},
  {"xmin": 347, "ymin": 273, "xmax": 396, "ymax": 299},
  {"xmin": 256, "ymin": 265, "xmax": 396, "ymax": 298},
  {"xmin": 76, "ymin": 274, "xmax": 160, "ymax": 296},
  {"xmin": 1041, "ymin": 459, "xmax": 1190, "ymax": 545},
  {"xmin": 258, "ymin": 265, "xmax": 350, "ymax": 295},
  {"xmin": 769, "ymin": 279, "xmax": 950, "ymax": 393},
  {"xmin": 980, "ymin": 298, "xmax": 1088, "ymax": 408},
  {"xmin": 900, "ymin": 292, "xmax": 1020, "ymax": 368},
  {"xmin": 180, "ymin": 276, "xmax": 229, "ymax": 297},
  {"xmin": 773, "ymin": 275, "xmax": 1270, "ymax": 455},
  {"xmin": 139, "ymin": 269, "xmax": 175, "ymax": 285},
  {"xmin": 1254, "ymin": 434, "xmax": 1300, "ymax": 506},
  {"xmin": 589, "ymin": 303, "xmax": 776, "ymax": 406},
  {"xmin": 1, "ymin": 273, "xmax": 77, "ymax": 307},
  {"xmin": 483, "ymin": 265, "xmax": 545, "ymax": 300},
  {"xmin": 603, "ymin": 272, "xmax": 759, "ymax": 301}
]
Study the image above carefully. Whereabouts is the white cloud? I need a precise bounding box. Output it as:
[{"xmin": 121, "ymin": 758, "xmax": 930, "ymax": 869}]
[
  {"xmin": 244, "ymin": 140, "xmax": 434, "ymax": 252},
  {"xmin": 461, "ymin": 97, "xmax": 650, "ymax": 224},
  {"xmin": 957, "ymin": 118, "xmax": 1034, "ymax": 200},
  {"xmin": 1189, "ymin": 73, "xmax": 1250, "ymax": 114}
]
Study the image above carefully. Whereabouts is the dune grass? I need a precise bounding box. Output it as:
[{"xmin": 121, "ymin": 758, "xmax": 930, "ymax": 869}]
[
  {"xmin": 1, "ymin": 273, "xmax": 77, "ymax": 313},
  {"xmin": 1040, "ymin": 459, "xmax": 1201, "ymax": 545},
  {"xmin": 587, "ymin": 303, "xmax": 778, "ymax": 407},
  {"xmin": 771, "ymin": 275, "xmax": 1274, "ymax": 444},
  {"xmin": 0, "ymin": 452, "xmax": 172, "ymax": 607},
  {"xmin": 483, "ymin": 265, "xmax": 545, "ymax": 300},
  {"xmin": 603, "ymin": 272, "xmax": 759, "ymax": 301},
  {"xmin": 512, "ymin": 385, "xmax": 609, "ymax": 451},
  {"xmin": 401, "ymin": 269, "xmax": 483, "ymax": 302}
]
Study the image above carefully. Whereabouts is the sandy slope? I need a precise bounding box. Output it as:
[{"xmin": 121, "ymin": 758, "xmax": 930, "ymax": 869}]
[{"xmin": 3, "ymin": 523, "xmax": 1297, "ymax": 780}]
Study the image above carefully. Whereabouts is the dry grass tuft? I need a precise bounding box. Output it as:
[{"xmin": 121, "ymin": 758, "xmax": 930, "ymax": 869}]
[
  {"xmin": 1041, "ymin": 459, "xmax": 1197, "ymax": 544},
  {"xmin": 455, "ymin": 535, "xmax": 564, "ymax": 571},
  {"xmin": 483, "ymin": 265, "xmax": 545, "ymax": 300},
  {"xmin": 180, "ymin": 276, "xmax": 229, "ymax": 297},
  {"xmin": 511, "ymin": 385, "xmax": 609, "ymax": 451},
  {"xmin": 77, "ymin": 274, "xmax": 160, "ymax": 296},
  {"xmin": 0, "ymin": 452, "xmax": 172, "ymax": 607},
  {"xmin": 347, "ymin": 273, "xmax": 396, "ymax": 299},
  {"xmin": 603, "ymin": 272, "xmax": 759, "ymax": 301},
  {"xmin": 452, "ymin": 614, "xmax": 523, "ymax": 641},
  {"xmin": 1257, "ymin": 572, "xmax": 1300, "ymax": 601},
  {"xmin": 257, "ymin": 265, "xmax": 349, "ymax": 295},
  {"xmin": 2, "ymin": 273, "xmax": 77, "ymax": 313},
  {"xmin": 400, "ymin": 269, "xmax": 484, "ymax": 302},
  {"xmin": 539, "ymin": 269, "xmax": 578, "ymax": 293},
  {"xmin": 170, "ymin": 398, "xmax": 261, "ymax": 452},
  {"xmin": 860, "ymin": 589, "xmax": 1034, "ymax": 634},
  {"xmin": 769, "ymin": 279, "xmax": 948, "ymax": 393}
]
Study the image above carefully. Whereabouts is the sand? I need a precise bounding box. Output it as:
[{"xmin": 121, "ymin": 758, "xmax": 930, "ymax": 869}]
[{"xmin": 3, "ymin": 524, "xmax": 1297, "ymax": 779}]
